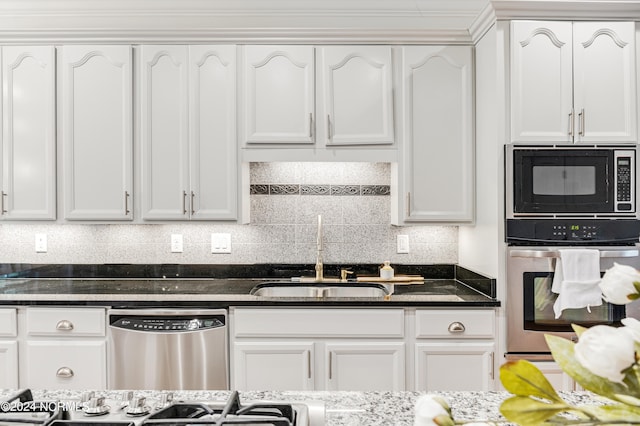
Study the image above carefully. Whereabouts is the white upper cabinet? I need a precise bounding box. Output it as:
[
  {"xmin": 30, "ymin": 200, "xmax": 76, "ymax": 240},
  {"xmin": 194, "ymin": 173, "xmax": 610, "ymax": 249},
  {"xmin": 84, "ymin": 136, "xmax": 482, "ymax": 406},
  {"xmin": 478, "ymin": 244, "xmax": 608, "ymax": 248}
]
[
  {"xmin": 241, "ymin": 46, "xmax": 314, "ymax": 145},
  {"xmin": 240, "ymin": 45, "xmax": 394, "ymax": 148},
  {"xmin": 141, "ymin": 45, "xmax": 237, "ymax": 221},
  {"xmin": 511, "ymin": 21, "xmax": 637, "ymax": 144},
  {"xmin": 188, "ymin": 45, "xmax": 237, "ymax": 220},
  {"xmin": 397, "ymin": 46, "xmax": 474, "ymax": 223},
  {"xmin": 573, "ymin": 22, "xmax": 637, "ymax": 143},
  {"xmin": 61, "ymin": 45, "xmax": 133, "ymax": 220},
  {"xmin": 140, "ymin": 45, "xmax": 189, "ymax": 220},
  {"xmin": 317, "ymin": 46, "xmax": 395, "ymax": 146},
  {"xmin": 511, "ymin": 21, "xmax": 573, "ymax": 143},
  {"xmin": 1, "ymin": 46, "xmax": 56, "ymax": 220}
]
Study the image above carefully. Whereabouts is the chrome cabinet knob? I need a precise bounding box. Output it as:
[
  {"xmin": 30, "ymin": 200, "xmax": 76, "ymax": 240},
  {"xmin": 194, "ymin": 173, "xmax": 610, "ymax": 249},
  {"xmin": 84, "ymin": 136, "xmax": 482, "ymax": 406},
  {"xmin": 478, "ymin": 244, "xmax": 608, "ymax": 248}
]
[
  {"xmin": 448, "ymin": 321, "xmax": 466, "ymax": 333},
  {"xmin": 56, "ymin": 319, "xmax": 74, "ymax": 331},
  {"xmin": 56, "ymin": 366, "xmax": 74, "ymax": 378}
]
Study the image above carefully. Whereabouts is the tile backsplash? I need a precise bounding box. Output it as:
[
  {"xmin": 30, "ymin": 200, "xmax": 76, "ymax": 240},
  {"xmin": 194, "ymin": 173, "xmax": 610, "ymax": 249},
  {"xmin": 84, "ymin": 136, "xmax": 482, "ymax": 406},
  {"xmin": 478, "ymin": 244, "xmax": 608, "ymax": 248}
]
[{"xmin": 0, "ymin": 162, "xmax": 458, "ymax": 265}]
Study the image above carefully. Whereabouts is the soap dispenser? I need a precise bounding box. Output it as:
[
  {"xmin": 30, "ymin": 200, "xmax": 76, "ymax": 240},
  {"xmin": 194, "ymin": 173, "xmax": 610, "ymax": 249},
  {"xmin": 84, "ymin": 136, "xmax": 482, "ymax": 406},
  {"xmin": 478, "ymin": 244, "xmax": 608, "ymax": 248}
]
[{"xmin": 380, "ymin": 261, "xmax": 394, "ymax": 280}]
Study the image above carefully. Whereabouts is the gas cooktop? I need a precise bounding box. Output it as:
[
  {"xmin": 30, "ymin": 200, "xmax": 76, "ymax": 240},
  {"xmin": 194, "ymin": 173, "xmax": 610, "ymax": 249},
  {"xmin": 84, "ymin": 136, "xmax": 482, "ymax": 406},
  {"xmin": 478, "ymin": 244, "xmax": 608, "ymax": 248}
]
[{"xmin": 0, "ymin": 389, "xmax": 325, "ymax": 426}]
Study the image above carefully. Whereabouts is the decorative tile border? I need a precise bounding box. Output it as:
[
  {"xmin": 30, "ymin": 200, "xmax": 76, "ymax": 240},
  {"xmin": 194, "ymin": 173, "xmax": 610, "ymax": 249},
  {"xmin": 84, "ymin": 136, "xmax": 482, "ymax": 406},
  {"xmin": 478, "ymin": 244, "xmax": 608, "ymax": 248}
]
[{"xmin": 250, "ymin": 184, "xmax": 390, "ymax": 196}]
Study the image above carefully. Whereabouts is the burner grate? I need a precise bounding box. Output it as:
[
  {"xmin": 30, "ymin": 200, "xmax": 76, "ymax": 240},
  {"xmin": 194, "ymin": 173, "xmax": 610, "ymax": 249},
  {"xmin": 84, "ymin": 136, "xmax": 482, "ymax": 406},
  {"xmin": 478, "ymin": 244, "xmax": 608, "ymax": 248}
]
[{"xmin": 144, "ymin": 391, "xmax": 295, "ymax": 426}]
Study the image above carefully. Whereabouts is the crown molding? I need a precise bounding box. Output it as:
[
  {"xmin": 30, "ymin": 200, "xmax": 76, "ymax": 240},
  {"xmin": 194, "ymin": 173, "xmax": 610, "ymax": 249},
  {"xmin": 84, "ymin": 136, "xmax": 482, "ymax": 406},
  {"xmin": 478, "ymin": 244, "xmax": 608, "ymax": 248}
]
[
  {"xmin": 490, "ymin": 0, "xmax": 640, "ymax": 21},
  {"xmin": 0, "ymin": 28, "xmax": 475, "ymax": 45}
]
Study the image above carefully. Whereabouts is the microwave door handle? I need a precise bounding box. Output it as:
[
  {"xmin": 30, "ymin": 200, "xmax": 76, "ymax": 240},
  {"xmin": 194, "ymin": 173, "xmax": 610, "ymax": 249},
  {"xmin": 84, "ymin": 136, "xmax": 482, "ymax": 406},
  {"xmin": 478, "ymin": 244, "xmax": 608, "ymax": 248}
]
[{"xmin": 510, "ymin": 249, "xmax": 639, "ymax": 259}]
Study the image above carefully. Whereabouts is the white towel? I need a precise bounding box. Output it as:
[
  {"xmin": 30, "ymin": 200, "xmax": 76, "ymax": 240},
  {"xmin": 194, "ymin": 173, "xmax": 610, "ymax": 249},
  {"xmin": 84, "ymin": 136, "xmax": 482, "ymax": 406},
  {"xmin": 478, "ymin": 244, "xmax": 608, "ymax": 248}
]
[{"xmin": 552, "ymin": 249, "xmax": 602, "ymax": 319}]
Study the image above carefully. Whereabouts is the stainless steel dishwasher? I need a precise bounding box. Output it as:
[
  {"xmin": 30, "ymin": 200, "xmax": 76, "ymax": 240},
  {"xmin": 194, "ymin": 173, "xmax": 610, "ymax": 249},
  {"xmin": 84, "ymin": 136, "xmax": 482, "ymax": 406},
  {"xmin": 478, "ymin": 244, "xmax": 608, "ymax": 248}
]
[{"xmin": 108, "ymin": 308, "xmax": 228, "ymax": 390}]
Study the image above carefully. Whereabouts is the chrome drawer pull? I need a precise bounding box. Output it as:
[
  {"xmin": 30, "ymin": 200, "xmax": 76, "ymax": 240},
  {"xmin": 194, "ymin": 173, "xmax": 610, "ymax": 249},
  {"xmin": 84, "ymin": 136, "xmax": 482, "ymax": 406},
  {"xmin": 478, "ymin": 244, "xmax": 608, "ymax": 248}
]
[
  {"xmin": 56, "ymin": 367, "xmax": 74, "ymax": 378},
  {"xmin": 448, "ymin": 322, "xmax": 465, "ymax": 333},
  {"xmin": 56, "ymin": 319, "xmax": 74, "ymax": 331}
]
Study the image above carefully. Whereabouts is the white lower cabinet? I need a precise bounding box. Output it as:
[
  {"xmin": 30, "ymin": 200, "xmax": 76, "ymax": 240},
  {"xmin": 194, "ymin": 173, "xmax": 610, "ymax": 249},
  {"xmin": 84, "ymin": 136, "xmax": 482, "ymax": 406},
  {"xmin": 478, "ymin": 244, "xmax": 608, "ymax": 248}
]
[
  {"xmin": 230, "ymin": 308, "xmax": 406, "ymax": 391},
  {"xmin": 415, "ymin": 342, "xmax": 494, "ymax": 391},
  {"xmin": 412, "ymin": 309, "xmax": 496, "ymax": 391},
  {"xmin": 531, "ymin": 361, "xmax": 577, "ymax": 391},
  {"xmin": 0, "ymin": 308, "xmax": 18, "ymax": 388},
  {"xmin": 231, "ymin": 307, "xmax": 497, "ymax": 391},
  {"xmin": 234, "ymin": 341, "xmax": 315, "ymax": 390},
  {"xmin": 19, "ymin": 307, "xmax": 107, "ymax": 389},
  {"xmin": 324, "ymin": 342, "xmax": 405, "ymax": 391},
  {"xmin": 24, "ymin": 340, "xmax": 107, "ymax": 389}
]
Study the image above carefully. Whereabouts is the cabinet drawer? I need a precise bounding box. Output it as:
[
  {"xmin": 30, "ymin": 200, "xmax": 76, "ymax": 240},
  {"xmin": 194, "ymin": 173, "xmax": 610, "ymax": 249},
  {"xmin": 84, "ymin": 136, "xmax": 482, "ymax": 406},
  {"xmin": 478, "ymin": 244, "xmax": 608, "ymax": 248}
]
[
  {"xmin": 234, "ymin": 308, "xmax": 404, "ymax": 338},
  {"xmin": 415, "ymin": 309, "xmax": 495, "ymax": 339},
  {"xmin": 24, "ymin": 340, "xmax": 106, "ymax": 389},
  {"xmin": 0, "ymin": 308, "xmax": 17, "ymax": 337},
  {"xmin": 26, "ymin": 308, "xmax": 106, "ymax": 337}
]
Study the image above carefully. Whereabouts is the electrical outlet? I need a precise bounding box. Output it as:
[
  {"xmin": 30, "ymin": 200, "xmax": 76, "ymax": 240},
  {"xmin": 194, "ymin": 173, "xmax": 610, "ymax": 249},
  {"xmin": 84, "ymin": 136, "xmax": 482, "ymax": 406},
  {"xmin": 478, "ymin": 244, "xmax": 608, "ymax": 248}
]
[
  {"xmin": 171, "ymin": 234, "xmax": 183, "ymax": 253},
  {"xmin": 211, "ymin": 233, "xmax": 231, "ymax": 254},
  {"xmin": 397, "ymin": 234, "xmax": 410, "ymax": 254},
  {"xmin": 35, "ymin": 234, "xmax": 47, "ymax": 253}
]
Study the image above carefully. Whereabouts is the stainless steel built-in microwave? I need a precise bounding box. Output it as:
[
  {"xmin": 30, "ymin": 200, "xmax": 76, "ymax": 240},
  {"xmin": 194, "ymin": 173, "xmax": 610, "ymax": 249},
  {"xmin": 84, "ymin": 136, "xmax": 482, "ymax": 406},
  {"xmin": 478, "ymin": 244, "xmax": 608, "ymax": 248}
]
[{"xmin": 506, "ymin": 145, "xmax": 637, "ymax": 219}]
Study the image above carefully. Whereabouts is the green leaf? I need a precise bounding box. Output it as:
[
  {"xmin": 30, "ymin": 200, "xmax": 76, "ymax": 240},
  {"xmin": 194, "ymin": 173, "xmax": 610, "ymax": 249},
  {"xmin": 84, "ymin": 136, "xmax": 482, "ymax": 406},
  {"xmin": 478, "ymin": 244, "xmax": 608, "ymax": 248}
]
[
  {"xmin": 582, "ymin": 403, "xmax": 640, "ymax": 422},
  {"xmin": 499, "ymin": 395, "xmax": 568, "ymax": 426},
  {"xmin": 633, "ymin": 280, "xmax": 640, "ymax": 294},
  {"xmin": 571, "ymin": 324, "xmax": 587, "ymax": 337},
  {"xmin": 629, "ymin": 293, "xmax": 640, "ymax": 301},
  {"xmin": 545, "ymin": 334, "xmax": 630, "ymax": 401},
  {"xmin": 499, "ymin": 360, "xmax": 562, "ymax": 402}
]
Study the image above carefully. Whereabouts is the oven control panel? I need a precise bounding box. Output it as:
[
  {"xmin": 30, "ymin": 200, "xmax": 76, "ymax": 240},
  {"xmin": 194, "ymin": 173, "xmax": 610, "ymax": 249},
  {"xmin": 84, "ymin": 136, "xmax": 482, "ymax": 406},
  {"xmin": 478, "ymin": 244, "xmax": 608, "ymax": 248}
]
[{"xmin": 506, "ymin": 219, "xmax": 640, "ymax": 245}]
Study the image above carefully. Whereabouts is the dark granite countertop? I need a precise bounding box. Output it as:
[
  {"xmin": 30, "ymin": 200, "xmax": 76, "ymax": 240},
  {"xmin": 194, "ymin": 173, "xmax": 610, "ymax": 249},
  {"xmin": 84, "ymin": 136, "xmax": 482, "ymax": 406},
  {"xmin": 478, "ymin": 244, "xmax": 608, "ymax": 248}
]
[{"xmin": 0, "ymin": 263, "xmax": 499, "ymax": 308}]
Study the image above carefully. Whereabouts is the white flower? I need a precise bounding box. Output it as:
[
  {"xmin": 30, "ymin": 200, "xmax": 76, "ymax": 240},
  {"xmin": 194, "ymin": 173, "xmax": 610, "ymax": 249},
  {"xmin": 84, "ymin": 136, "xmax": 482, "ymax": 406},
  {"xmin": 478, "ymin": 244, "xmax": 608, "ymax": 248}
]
[
  {"xmin": 622, "ymin": 317, "xmax": 640, "ymax": 342},
  {"xmin": 414, "ymin": 395, "xmax": 452, "ymax": 426},
  {"xmin": 599, "ymin": 263, "xmax": 640, "ymax": 305},
  {"xmin": 574, "ymin": 324, "xmax": 636, "ymax": 383}
]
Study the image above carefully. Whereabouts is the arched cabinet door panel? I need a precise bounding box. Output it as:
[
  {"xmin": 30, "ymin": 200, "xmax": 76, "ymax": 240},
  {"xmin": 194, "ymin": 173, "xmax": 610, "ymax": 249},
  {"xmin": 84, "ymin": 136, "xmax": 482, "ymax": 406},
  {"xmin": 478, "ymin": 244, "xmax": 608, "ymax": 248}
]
[
  {"xmin": 61, "ymin": 45, "xmax": 133, "ymax": 220},
  {"xmin": 399, "ymin": 46, "xmax": 474, "ymax": 223},
  {"xmin": 2, "ymin": 46, "xmax": 56, "ymax": 220},
  {"xmin": 317, "ymin": 46, "xmax": 395, "ymax": 146}
]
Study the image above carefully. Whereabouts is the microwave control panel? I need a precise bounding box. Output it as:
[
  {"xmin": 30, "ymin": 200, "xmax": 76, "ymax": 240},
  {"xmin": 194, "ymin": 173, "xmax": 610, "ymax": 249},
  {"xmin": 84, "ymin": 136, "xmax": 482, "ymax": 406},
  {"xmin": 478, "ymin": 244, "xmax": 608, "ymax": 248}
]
[{"xmin": 615, "ymin": 150, "xmax": 635, "ymax": 212}]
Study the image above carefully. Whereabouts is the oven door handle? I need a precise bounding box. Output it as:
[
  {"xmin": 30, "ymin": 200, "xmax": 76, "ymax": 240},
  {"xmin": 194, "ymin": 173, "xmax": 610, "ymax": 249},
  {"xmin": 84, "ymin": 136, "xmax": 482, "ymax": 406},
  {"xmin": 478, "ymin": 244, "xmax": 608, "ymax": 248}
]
[{"xmin": 509, "ymin": 249, "xmax": 639, "ymax": 259}]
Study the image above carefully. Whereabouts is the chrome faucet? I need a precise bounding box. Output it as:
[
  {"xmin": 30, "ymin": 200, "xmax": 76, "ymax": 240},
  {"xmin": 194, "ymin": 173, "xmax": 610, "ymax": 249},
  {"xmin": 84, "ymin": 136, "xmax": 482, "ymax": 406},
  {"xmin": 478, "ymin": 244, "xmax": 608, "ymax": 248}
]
[{"xmin": 315, "ymin": 214, "xmax": 323, "ymax": 281}]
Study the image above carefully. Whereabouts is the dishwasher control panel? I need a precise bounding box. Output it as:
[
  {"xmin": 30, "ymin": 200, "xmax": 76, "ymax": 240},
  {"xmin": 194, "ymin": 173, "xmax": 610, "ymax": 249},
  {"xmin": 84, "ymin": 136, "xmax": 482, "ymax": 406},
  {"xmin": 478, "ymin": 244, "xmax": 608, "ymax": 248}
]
[{"xmin": 110, "ymin": 315, "xmax": 225, "ymax": 332}]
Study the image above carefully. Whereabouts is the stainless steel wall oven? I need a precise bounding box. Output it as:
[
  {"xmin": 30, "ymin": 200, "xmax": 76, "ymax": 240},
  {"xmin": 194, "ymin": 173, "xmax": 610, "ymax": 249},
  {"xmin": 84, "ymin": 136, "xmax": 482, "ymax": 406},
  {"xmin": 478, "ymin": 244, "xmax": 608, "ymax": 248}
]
[{"xmin": 505, "ymin": 246, "xmax": 639, "ymax": 360}]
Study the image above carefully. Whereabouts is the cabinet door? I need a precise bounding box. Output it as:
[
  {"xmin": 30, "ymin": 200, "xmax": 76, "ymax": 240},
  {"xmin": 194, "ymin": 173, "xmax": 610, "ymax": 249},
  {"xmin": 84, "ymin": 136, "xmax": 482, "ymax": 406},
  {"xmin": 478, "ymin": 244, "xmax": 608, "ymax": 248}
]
[
  {"xmin": 573, "ymin": 22, "xmax": 637, "ymax": 144},
  {"xmin": 415, "ymin": 342, "xmax": 494, "ymax": 391},
  {"xmin": 233, "ymin": 342, "xmax": 314, "ymax": 390},
  {"xmin": 325, "ymin": 342, "xmax": 405, "ymax": 391},
  {"xmin": 510, "ymin": 21, "xmax": 573, "ymax": 144},
  {"xmin": 318, "ymin": 46, "xmax": 394, "ymax": 145},
  {"xmin": 189, "ymin": 45, "xmax": 237, "ymax": 220},
  {"xmin": 241, "ymin": 46, "xmax": 314, "ymax": 145},
  {"xmin": 531, "ymin": 361, "xmax": 576, "ymax": 391},
  {"xmin": 24, "ymin": 340, "xmax": 106, "ymax": 389},
  {"xmin": 0, "ymin": 341, "xmax": 18, "ymax": 388},
  {"xmin": 61, "ymin": 45, "xmax": 133, "ymax": 220},
  {"xmin": 2, "ymin": 46, "xmax": 56, "ymax": 220},
  {"xmin": 140, "ymin": 45, "xmax": 190, "ymax": 220},
  {"xmin": 401, "ymin": 46, "xmax": 474, "ymax": 222}
]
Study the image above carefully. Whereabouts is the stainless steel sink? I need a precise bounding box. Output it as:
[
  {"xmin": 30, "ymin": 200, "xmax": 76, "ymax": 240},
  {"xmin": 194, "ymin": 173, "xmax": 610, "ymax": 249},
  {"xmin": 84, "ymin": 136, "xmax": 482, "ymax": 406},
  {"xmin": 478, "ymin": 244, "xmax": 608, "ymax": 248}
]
[{"xmin": 250, "ymin": 281, "xmax": 390, "ymax": 298}]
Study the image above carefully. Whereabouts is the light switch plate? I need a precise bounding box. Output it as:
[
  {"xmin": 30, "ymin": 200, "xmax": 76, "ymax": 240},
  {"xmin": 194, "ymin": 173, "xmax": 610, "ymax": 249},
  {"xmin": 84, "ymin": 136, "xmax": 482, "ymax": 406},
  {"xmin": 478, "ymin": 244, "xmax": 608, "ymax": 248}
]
[
  {"xmin": 171, "ymin": 234, "xmax": 183, "ymax": 253},
  {"xmin": 397, "ymin": 234, "xmax": 410, "ymax": 254},
  {"xmin": 211, "ymin": 233, "xmax": 231, "ymax": 254},
  {"xmin": 35, "ymin": 234, "xmax": 47, "ymax": 253}
]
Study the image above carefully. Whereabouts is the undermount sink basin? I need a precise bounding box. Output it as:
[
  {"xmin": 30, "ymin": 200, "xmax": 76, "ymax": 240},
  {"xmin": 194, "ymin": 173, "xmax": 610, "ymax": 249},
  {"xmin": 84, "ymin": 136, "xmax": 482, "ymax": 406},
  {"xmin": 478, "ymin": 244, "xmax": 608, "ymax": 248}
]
[{"xmin": 250, "ymin": 281, "xmax": 391, "ymax": 298}]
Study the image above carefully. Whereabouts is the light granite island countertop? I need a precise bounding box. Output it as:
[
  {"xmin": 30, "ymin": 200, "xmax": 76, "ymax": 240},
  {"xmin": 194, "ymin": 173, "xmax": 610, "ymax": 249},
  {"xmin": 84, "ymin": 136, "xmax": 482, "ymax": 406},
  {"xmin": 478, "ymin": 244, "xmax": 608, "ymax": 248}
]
[{"xmin": 0, "ymin": 389, "xmax": 601, "ymax": 425}]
